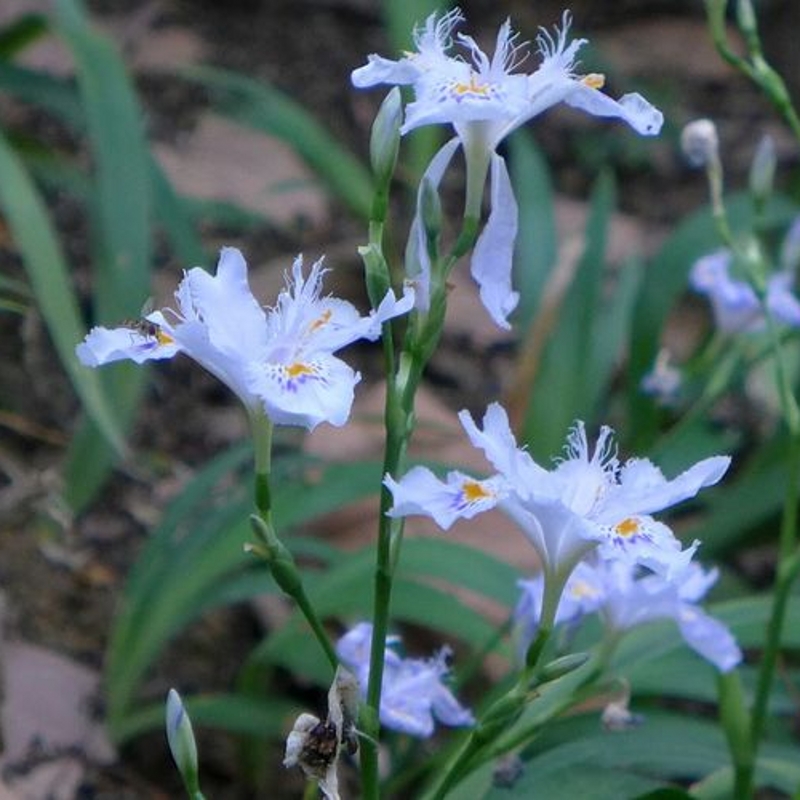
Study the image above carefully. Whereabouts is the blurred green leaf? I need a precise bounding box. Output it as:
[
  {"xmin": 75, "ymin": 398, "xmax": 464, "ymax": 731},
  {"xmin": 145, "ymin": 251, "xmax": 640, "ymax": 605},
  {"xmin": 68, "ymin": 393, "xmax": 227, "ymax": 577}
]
[
  {"xmin": 149, "ymin": 154, "xmax": 206, "ymax": 266},
  {"xmin": 509, "ymin": 128, "xmax": 557, "ymax": 330},
  {"xmin": 515, "ymin": 711, "xmax": 728, "ymax": 792},
  {"xmin": 53, "ymin": 0, "xmax": 155, "ymax": 510},
  {"xmin": 256, "ymin": 537, "xmax": 522, "ymax": 685},
  {"xmin": 106, "ymin": 453, "xmax": 383, "ymax": 742},
  {"xmin": 0, "ymin": 128, "xmax": 125, "ymax": 454},
  {"xmin": 0, "ymin": 13, "xmax": 48, "ymax": 59},
  {"xmin": 684, "ymin": 433, "xmax": 790, "ymax": 556},
  {"xmin": 520, "ymin": 170, "xmax": 617, "ymax": 457},
  {"xmin": 53, "ymin": 0, "xmax": 152, "ymax": 320},
  {"xmin": 183, "ymin": 64, "xmax": 373, "ymax": 219},
  {"xmin": 114, "ymin": 692, "xmax": 297, "ymax": 743},
  {"xmin": 0, "ymin": 61, "xmax": 84, "ymax": 126},
  {"xmin": 486, "ymin": 764, "xmax": 663, "ymax": 799}
]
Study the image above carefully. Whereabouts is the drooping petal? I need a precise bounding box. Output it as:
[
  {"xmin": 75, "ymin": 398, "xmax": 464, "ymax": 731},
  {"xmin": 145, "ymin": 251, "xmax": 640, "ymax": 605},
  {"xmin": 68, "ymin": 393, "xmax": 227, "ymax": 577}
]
[
  {"xmin": 169, "ymin": 319, "xmax": 260, "ymax": 409},
  {"xmin": 564, "ymin": 88, "xmax": 664, "ymax": 136},
  {"xmin": 501, "ymin": 495, "xmax": 600, "ymax": 576},
  {"xmin": 678, "ymin": 606, "xmax": 742, "ymax": 672},
  {"xmin": 352, "ymin": 54, "xmax": 422, "ymax": 88},
  {"xmin": 76, "ymin": 324, "xmax": 179, "ymax": 366},
  {"xmin": 247, "ymin": 353, "xmax": 360, "ymax": 430},
  {"xmin": 470, "ymin": 153, "xmax": 520, "ymax": 329},
  {"xmin": 597, "ymin": 515, "xmax": 698, "ymax": 579},
  {"xmin": 766, "ymin": 272, "xmax": 800, "ymax": 327},
  {"xmin": 384, "ymin": 466, "xmax": 502, "ymax": 529}
]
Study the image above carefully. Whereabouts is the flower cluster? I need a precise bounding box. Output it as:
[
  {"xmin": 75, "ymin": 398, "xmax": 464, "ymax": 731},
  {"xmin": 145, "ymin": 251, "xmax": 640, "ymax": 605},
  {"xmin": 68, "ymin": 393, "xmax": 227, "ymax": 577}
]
[
  {"xmin": 386, "ymin": 403, "xmax": 729, "ymax": 583},
  {"xmin": 690, "ymin": 226, "xmax": 800, "ymax": 334},
  {"xmin": 77, "ymin": 248, "xmax": 414, "ymax": 430},
  {"xmin": 336, "ymin": 622, "xmax": 474, "ymax": 738},
  {"xmin": 515, "ymin": 558, "xmax": 742, "ymax": 672},
  {"xmin": 353, "ymin": 9, "xmax": 663, "ymax": 328}
]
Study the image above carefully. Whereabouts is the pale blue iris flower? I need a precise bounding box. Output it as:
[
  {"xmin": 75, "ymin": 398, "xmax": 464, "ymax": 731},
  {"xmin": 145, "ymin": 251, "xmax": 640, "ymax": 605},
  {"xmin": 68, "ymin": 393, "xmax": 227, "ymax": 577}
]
[
  {"xmin": 515, "ymin": 559, "xmax": 742, "ymax": 672},
  {"xmin": 386, "ymin": 402, "xmax": 730, "ymax": 584},
  {"xmin": 336, "ymin": 622, "xmax": 474, "ymax": 738}
]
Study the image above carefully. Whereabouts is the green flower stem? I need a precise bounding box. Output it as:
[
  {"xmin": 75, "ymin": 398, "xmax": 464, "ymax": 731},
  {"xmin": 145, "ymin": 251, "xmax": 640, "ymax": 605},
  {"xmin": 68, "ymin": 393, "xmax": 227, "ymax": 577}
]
[
  {"xmin": 718, "ymin": 670, "xmax": 754, "ymax": 800},
  {"xmin": 360, "ymin": 396, "xmax": 408, "ymax": 798},
  {"xmin": 746, "ymin": 440, "xmax": 800, "ymax": 754},
  {"xmin": 722, "ymin": 239, "xmax": 800, "ymax": 795},
  {"xmin": 745, "ymin": 292, "xmax": 800, "ymax": 772},
  {"xmin": 425, "ymin": 567, "xmax": 573, "ymax": 799},
  {"xmin": 246, "ymin": 411, "xmax": 338, "ymax": 672},
  {"xmin": 360, "ymin": 214, "xmax": 481, "ymax": 799},
  {"xmin": 703, "ymin": 146, "xmax": 734, "ymax": 249},
  {"xmin": 249, "ymin": 410, "xmax": 273, "ymax": 520},
  {"xmin": 248, "ymin": 514, "xmax": 339, "ymax": 672},
  {"xmin": 705, "ymin": 0, "xmax": 800, "ymax": 143}
]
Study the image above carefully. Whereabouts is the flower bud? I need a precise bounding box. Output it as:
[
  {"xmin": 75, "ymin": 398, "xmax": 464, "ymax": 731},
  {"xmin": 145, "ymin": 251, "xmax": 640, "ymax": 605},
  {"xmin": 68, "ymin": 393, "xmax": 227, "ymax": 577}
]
[
  {"xmin": 749, "ymin": 134, "xmax": 776, "ymax": 205},
  {"xmin": 165, "ymin": 689, "xmax": 202, "ymax": 797},
  {"xmin": 419, "ymin": 176, "xmax": 442, "ymax": 245},
  {"xmin": 370, "ymin": 87, "xmax": 403, "ymax": 187},
  {"xmin": 736, "ymin": 0, "xmax": 757, "ymax": 36},
  {"xmin": 780, "ymin": 217, "xmax": 800, "ymax": 273},
  {"xmin": 535, "ymin": 652, "xmax": 591, "ymax": 685},
  {"xmin": 681, "ymin": 119, "xmax": 719, "ymax": 168}
]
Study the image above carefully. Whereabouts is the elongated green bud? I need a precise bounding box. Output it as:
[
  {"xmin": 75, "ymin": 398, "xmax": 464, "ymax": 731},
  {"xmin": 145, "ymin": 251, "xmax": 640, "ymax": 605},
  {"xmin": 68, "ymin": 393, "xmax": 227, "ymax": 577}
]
[
  {"xmin": 534, "ymin": 652, "xmax": 591, "ymax": 686},
  {"xmin": 419, "ymin": 176, "xmax": 442, "ymax": 246},
  {"xmin": 166, "ymin": 689, "xmax": 205, "ymax": 800},
  {"xmin": 358, "ymin": 243, "xmax": 391, "ymax": 308},
  {"xmin": 370, "ymin": 87, "xmax": 403, "ymax": 189},
  {"xmin": 749, "ymin": 134, "xmax": 775, "ymax": 206},
  {"xmin": 736, "ymin": 0, "xmax": 757, "ymax": 37}
]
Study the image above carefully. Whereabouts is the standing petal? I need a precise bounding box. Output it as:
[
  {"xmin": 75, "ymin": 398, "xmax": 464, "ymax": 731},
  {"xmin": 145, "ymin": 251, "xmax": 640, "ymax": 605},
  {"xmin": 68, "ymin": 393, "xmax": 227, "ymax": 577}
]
[
  {"xmin": 458, "ymin": 403, "xmax": 547, "ymax": 493},
  {"xmin": 405, "ymin": 138, "xmax": 460, "ymax": 311},
  {"xmin": 677, "ymin": 606, "xmax": 743, "ymax": 673}
]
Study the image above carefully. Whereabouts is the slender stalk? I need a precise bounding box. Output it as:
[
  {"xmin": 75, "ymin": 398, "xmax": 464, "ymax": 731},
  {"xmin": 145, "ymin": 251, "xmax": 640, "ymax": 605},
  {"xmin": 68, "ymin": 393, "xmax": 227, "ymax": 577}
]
[
  {"xmin": 424, "ymin": 566, "xmax": 571, "ymax": 799},
  {"xmin": 247, "ymin": 411, "xmax": 338, "ymax": 671},
  {"xmin": 748, "ymin": 441, "xmax": 800, "ymax": 743},
  {"xmin": 360, "ymin": 214, "xmax": 480, "ymax": 798},
  {"xmin": 360, "ymin": 379, "xmax": 409, "ymax": 798}
]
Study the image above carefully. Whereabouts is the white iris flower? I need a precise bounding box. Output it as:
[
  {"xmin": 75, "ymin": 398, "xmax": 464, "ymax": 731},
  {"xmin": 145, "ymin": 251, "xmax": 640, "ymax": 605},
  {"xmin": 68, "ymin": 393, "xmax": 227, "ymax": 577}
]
[
  {"xmin": 77, "ymin": 247, "xmax": 414, "ymax": 430},
  {"xmin": 385, "ymin": 402, "xmax": 729, "ymax": 582},
  {"xmin": 353, "ymin": 9, "xmax": 663, "ymax": 328}
]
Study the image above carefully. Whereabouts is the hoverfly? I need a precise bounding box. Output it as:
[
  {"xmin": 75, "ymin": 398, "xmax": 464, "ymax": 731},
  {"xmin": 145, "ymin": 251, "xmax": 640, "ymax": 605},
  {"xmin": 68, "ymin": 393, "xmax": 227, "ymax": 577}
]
[{"xmin": 120, "ymin": 298, "xmax": 170, "ymax": 344}]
